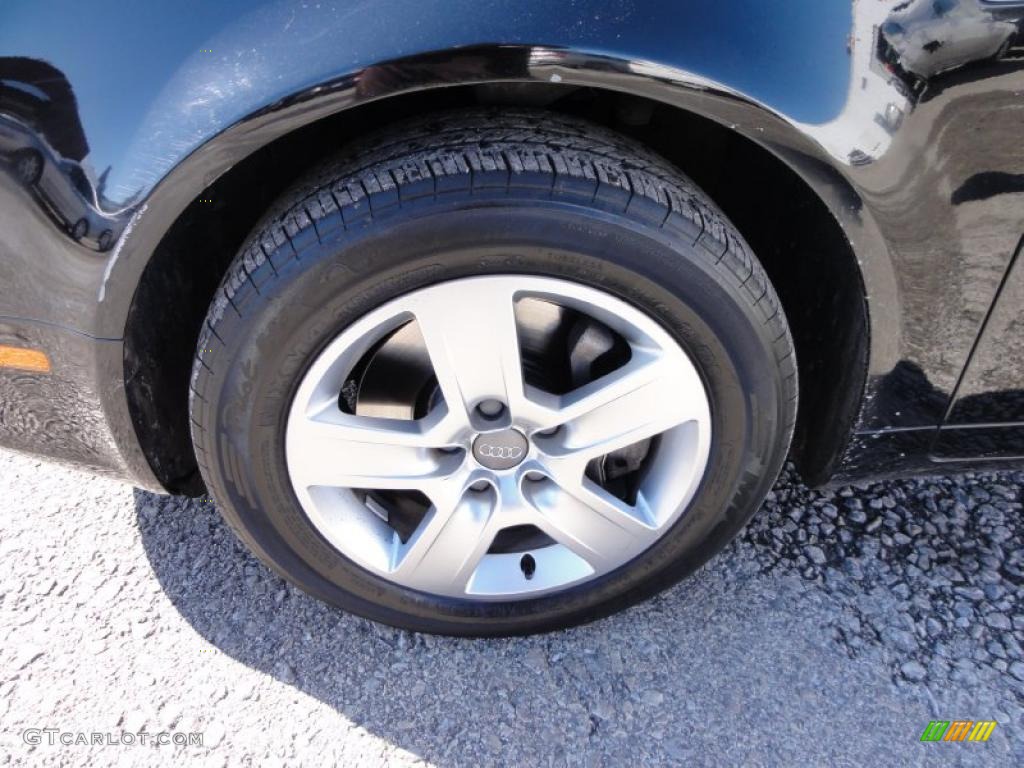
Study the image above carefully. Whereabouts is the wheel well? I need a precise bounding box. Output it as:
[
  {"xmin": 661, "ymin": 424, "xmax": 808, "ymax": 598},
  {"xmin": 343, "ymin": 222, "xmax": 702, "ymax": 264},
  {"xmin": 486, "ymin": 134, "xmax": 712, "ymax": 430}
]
[{"xmin": 123, "ymin": 84, "xmax": 867, "ymax": 494}]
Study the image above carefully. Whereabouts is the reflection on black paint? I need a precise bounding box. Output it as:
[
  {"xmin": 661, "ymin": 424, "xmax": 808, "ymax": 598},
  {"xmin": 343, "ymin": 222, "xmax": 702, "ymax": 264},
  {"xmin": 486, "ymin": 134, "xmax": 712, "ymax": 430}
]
[
  {"xmin": 880, "ymin": 0, "xmax": 1020, "ymax": 80},
  {"xmin": 933, "ymin": 425, "xmax": 1024, "ymax": 458},
  {"xmin": 952, "ymin": 171, "xmax": 1024, "ymax": 204},
  {"xmin": 0, "ymin": 57, "xmax": 129, "ymax": 252},
  {"xmin": 0, "ymin": 57, "xmax": 88, "ymax": 160},
  {"xmin": 870, "ymin": 361, "xmax": 950, "ymax": 429},
  {"xmin": 875, "ymin": 0, "xmax": 1023, "ymax": 107},
  {"xmin": 949, "ymin": 389, "xmax": 1024, "ymax": 423},
  {"xmin": 866, "ymin": 360, "xmax": 1024, "ymax": 461},
  {"xmin": 942, "ymin": 236, "xmax": 1024, "ymax": 429}
]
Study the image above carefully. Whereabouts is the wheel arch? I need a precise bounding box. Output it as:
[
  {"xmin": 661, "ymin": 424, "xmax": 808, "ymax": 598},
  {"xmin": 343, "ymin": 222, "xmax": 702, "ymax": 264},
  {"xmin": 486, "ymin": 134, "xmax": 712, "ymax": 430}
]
[{"xmin": 111, "ymin": 46, "xmax": 881, "ymax": 493}]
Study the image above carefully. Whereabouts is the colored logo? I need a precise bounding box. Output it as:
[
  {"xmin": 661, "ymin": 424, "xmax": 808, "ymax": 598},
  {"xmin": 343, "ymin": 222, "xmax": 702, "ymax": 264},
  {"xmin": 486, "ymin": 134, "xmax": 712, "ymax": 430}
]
[{"xmin": 920, "ymin": 721, "xmax": 997, "ymax": 742}]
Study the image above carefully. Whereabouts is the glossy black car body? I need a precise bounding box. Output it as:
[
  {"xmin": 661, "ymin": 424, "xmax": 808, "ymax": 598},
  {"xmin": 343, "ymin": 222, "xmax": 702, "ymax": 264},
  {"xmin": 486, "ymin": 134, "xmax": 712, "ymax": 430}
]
[{"xmin": 1, "ymin": 0, "xmax": 1022, "ymax": 496}]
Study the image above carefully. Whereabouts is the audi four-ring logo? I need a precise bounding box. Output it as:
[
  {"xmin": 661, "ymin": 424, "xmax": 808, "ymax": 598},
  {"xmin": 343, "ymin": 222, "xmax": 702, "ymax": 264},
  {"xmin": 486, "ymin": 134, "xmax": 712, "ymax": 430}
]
[{"xmin": 478, "ymin": 444, "xmax": 524, "ymax": 459}]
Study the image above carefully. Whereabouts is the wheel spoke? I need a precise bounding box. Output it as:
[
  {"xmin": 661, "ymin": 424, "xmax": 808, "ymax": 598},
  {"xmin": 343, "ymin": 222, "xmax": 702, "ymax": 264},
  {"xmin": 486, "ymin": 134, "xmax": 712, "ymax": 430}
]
[
  {"xmin": 525, "ymin": 479, "xmax": 649, "ymax": 571},
  {"xmin": 286, "ymin": 407, "xmax": 453, "ymax": 490},
  {"xmin": 391, "ymin": 487, "xmax": 497, "ymax": 593},
  {"xmin": 411, "ymin": 280, "xmax": 525, "ymax": 424},
  {"xmin": 541, "ymin": 353, "xmax": 705, "ymax": 461}
]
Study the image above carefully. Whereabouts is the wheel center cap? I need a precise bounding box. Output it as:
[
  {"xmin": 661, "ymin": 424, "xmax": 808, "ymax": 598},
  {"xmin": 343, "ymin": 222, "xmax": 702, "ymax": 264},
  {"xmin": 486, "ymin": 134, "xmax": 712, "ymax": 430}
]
[{"xmin": 472, "ymin": 429, "xmax": 529, "ymax": 470}]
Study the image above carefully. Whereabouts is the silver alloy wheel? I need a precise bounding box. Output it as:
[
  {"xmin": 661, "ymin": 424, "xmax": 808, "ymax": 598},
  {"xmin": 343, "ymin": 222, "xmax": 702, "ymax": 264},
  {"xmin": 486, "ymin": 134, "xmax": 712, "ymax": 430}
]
[{"xmin": 285, "ymin": 275, "xmax": 712, "ymax": 600}]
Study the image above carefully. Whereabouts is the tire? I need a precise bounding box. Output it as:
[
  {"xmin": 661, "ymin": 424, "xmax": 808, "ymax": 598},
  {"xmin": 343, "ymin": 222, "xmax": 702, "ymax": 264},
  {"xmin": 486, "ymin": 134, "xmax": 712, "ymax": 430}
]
[
  {"xmin": 190, "ymin": 108, "xmax": 797, "ymax": 636},
  {"xmin": 71, "ymin": 217, "xmax": 88, "ymax": 241}
]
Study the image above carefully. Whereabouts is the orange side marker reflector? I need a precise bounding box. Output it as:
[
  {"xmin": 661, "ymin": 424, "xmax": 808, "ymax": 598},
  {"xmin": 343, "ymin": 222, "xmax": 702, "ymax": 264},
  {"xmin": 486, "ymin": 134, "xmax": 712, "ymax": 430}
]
[{"xmin": 0, "ymin": 345, "xmax": 51, "ymax": 373}]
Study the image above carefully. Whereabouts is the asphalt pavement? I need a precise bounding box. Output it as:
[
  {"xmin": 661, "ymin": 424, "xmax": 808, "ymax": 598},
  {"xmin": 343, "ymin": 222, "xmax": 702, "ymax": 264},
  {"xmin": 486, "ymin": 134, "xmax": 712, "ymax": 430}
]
[{"xmin": 1, "ymin": 447, "xmax": 1021, "ymax": 766}]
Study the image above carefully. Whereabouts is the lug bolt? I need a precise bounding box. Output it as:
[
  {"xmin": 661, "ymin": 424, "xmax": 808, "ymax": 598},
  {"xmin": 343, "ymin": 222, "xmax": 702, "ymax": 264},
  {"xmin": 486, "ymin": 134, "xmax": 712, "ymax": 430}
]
[{"xmin": 476, "ymin": 399, "xmax": 505, "ymax": 419}]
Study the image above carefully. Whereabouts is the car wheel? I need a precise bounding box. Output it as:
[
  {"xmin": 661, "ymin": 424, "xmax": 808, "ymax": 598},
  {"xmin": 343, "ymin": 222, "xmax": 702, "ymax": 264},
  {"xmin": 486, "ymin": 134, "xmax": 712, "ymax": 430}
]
[
  {"xmin": 71, "ymin": 217, "xmax": 88, "ymax": 240},
  {"xmin": 13, "ymin": 149, "xmax": 42, "ymax": 186},
  {"xmin": 189, "ymin": 109, "xmax": 797, "ymax": 635}
]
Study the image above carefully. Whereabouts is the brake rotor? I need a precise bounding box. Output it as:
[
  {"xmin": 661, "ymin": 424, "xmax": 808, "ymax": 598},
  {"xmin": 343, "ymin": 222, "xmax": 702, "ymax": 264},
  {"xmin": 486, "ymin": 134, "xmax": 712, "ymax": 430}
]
[{"xmin": 352, "ymin": 321, "xmax": 436, "ymax": 420}]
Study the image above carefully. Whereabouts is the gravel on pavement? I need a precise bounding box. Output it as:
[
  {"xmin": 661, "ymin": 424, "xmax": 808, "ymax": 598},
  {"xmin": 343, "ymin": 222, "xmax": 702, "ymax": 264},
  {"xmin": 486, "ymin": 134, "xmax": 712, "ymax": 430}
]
[{"xmin": 1, "ymin": 447, "xmax": 1021, "ymax": 766}]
